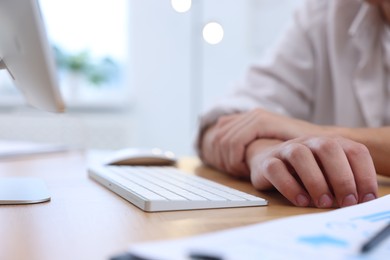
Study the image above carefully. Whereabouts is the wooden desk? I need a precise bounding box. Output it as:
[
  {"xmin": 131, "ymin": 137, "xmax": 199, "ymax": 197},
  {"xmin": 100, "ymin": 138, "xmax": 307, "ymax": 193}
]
[{"xmin": 0, "ymin": 151, "xmax": 389, "ymax": 260}]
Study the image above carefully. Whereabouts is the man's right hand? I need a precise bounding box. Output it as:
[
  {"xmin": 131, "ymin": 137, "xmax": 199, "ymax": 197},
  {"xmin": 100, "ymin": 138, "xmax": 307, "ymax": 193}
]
[{"xmin": 246, "ymin": 136, "xmax": 378, "ymax": 208}]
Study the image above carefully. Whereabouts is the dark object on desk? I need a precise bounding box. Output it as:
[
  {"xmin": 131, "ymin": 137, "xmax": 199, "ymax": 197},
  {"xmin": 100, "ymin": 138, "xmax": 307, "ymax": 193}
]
[
  {"xmin": 110, "ymin": 251, "xmax": 223, "ymax": 260},
  {"xmin": 110, "ymin": 252, "xmax": 149, "ymax": 260},
  {"xmin": 361, "ymin": 222, "xmax": 390, "ymax": 253},
  {"xmin": 189, "ymin": 252, "xmax": 223, "ymax": 260},
  {"xmin": 103, "ymin": 147, "xmax": 177, "ymax": 166}
]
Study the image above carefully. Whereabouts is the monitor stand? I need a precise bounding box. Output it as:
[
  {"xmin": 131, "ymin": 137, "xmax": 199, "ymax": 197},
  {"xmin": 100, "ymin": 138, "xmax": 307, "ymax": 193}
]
[
  {"xmin": 0, "ymin": 58, "xmax": 15, "ymax": 79},
  {"xmin": 0, "ymin": 59, "xmax": 51, "ymax": 205},
  {"xmin": 0, "ymin": 178, "xmax": 51, "ymax": 205}
]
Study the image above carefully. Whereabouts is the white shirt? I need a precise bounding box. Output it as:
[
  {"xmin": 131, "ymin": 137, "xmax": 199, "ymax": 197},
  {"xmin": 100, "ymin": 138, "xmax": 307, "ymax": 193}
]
[
  {"xmin": 196, "ymin": 0, "xmax": 387, "ymax": 144},
  {"xmin": 382, "ymin": 24, "xmax": 390, "ymax": 124}
]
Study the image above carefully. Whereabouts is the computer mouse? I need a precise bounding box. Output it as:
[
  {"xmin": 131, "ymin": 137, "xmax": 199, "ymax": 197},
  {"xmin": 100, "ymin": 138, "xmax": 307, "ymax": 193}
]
[{"xmin": 103, "ymin": 148, "xmax": 177, "ymax": 166}]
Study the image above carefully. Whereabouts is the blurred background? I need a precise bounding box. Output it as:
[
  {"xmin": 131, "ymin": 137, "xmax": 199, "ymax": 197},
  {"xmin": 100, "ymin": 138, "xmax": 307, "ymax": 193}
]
[{"xmin": 0, "ymin": 0, "xmax": 303, "ymax": 156}]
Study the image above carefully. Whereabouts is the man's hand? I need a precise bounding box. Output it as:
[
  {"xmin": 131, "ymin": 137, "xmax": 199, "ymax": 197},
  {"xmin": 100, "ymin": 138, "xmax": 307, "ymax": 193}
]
[
  {"xmin": 200, "ymin": 110, "xmax": 273, "ymax": 177},
  {"xmin": 200, "ymin": 108, "xmax": 327, "ymax": 177},
  {"xmin": 246, "ymin": 136, "xmax": 378, "ymax": 208}
]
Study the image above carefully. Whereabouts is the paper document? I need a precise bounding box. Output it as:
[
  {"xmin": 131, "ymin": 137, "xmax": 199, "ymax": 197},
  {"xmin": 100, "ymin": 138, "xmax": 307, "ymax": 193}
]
[
  {"xmin": 127, "ymin": 195, "xmax": 390, "ymax": 260},
  {"xmin": 0, "ymin": 140, "xmax": 68, "ymax": 159}
]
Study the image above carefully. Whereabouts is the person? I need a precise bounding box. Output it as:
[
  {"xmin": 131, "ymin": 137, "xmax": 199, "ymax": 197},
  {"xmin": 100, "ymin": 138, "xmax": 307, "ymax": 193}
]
[{"xmin": 196, "ymin": 0, "xmax": 390, "ymax": 209}]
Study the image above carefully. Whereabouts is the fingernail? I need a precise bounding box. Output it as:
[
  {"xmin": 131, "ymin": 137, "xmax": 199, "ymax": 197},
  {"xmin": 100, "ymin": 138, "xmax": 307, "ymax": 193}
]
[
  {"xmin": 362, "ymin": 193, "xmax": 376, "ymax": 203},
  {"xmin": 342, "ymin": 194, "xmax": 357, "ymax": 207},
  {"xmin": 318, "ymin": 194, "xmax": 333, "ymax": 208},
  {"xmin": 296, "ymin": 194, "xmax": 310, "ymax": 207}
]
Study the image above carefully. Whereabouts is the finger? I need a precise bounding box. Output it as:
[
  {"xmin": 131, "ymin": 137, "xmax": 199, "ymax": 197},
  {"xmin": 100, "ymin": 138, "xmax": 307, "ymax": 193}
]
[
  {"xmin": 203, "ymin": 124, "xmax": 228, "ymax": 172},
  {"xmin": 339, "ymin": 139, "xmax": 378, "ymax": 203},
  {"xmin": 217, "ymin": 113, "xmax": 260, "ymax": 176},
  {"xmin": 254, "ymin": 157, "xmax": 311, "ymax": 207},
  {"xmin": 210, "ymin": 131, "xmax": 228, "ymax": 172},
  {"xmin": 279, "ymin": 143, "xmax": 334, "ymax": 208},
  {"xmin": 308, "ymin": 138, "xmax": 358, "ymax": 207},
  {"xmin": 213, "ymin": 115, "xmax": 245, "ymax": 173},
  {"xmin": 213, "ymin": 126, "xmax": 246, "ymax": 176},
  {"xmin": 211, "ymin": 126, "xmax": 247, "ymax": 177}
]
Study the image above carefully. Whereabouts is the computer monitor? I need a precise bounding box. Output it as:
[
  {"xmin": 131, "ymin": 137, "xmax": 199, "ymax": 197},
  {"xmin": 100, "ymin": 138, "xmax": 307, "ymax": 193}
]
[
  {"xmin": 0, "ymin": 0, "xmax": 65, "ymax": 112},
  {"xmin": 0, "ymin": 0, "xmax": 65, "ymax": 204}
]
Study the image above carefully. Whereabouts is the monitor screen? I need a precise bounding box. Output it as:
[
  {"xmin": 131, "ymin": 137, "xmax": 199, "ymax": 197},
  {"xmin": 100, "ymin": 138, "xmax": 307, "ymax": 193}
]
[{"xmin": 0, "ymin": 0, "xmax": 65, "ymax": 112}]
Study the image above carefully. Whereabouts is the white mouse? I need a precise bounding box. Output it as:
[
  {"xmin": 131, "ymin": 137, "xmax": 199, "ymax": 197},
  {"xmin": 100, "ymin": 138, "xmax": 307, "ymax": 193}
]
[{"xmin": 103, "ymin": 148, "xmax": 177, "ymax": 166}]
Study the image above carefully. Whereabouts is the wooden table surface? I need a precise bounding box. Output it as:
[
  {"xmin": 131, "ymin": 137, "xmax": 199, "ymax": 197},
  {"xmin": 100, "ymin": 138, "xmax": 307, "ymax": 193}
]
[{"xmin": 0, "ymin": 151, "xmax": 389, "ymax": 260}]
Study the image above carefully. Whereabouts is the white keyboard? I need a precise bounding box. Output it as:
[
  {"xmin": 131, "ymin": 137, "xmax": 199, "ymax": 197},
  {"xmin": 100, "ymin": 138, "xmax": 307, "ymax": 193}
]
[{"xmin": 88, "ymin": 165, "xmax": 268, "ymax": 212}]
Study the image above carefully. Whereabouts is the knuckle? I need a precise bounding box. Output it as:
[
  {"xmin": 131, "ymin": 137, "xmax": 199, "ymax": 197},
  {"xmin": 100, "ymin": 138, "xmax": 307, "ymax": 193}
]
[
  {"xmin": 314, "ymin": 138, "xmax": 339, "ymax": 154},
  {"xmin": 216, "ymin": 113, "xmax": 240, "ymax": 126},
  {"xmin": 215, "ymin": 118, "xmax": 222, "ymax": 128},
  {"xmin": 261, "ymin": 157, "xmax": 282, "ymax": 174},
  {"xmin": 284, "ymin": 143, "xmax": 307, "ymax": 161},
  {"xmin": 345, "ymin": 143, "xmax": 370, "ymax": 159},
  {"xmin": 215, "ymin": 116, "xmax": 229, "ymax": 128}
]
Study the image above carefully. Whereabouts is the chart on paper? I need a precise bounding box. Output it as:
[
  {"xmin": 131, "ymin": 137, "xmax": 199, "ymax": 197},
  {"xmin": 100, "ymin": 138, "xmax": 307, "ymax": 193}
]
[{"xmin": 127, "ymin": 195, "xmax": 390, "ymax": 260}]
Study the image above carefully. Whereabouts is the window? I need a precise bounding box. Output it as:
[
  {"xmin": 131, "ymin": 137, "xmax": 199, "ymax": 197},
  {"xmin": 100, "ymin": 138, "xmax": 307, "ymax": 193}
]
[{"xmin": 0, "ymin": 0, "xmax": 130, "ymax": 109}]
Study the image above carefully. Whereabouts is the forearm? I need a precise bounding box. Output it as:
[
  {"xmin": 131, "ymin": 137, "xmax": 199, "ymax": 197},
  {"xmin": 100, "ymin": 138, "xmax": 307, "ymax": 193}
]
[{"xmin": 331, "ymin": 126, "xmax": 390, "ymax": 176}]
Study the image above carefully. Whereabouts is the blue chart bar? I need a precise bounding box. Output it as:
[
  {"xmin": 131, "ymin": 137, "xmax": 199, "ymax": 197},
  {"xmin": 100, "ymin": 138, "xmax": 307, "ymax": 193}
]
[
  {"xmin": 298, "ymin": 235, "xmax": 348, "ymax": 248},
  {"xmin": 353, "ymin": 211, "xmax": 390, "ymax": 222}
]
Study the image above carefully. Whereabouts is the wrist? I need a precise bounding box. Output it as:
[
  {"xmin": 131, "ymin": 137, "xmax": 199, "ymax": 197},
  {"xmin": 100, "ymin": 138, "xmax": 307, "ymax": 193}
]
[
  {"xmin": 327, "ymin": 126, "xmax": 356, "ymax": 139},
  {"xmin": 245, "ymin": 139, "xmax": 281, "ymax": 165}
]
